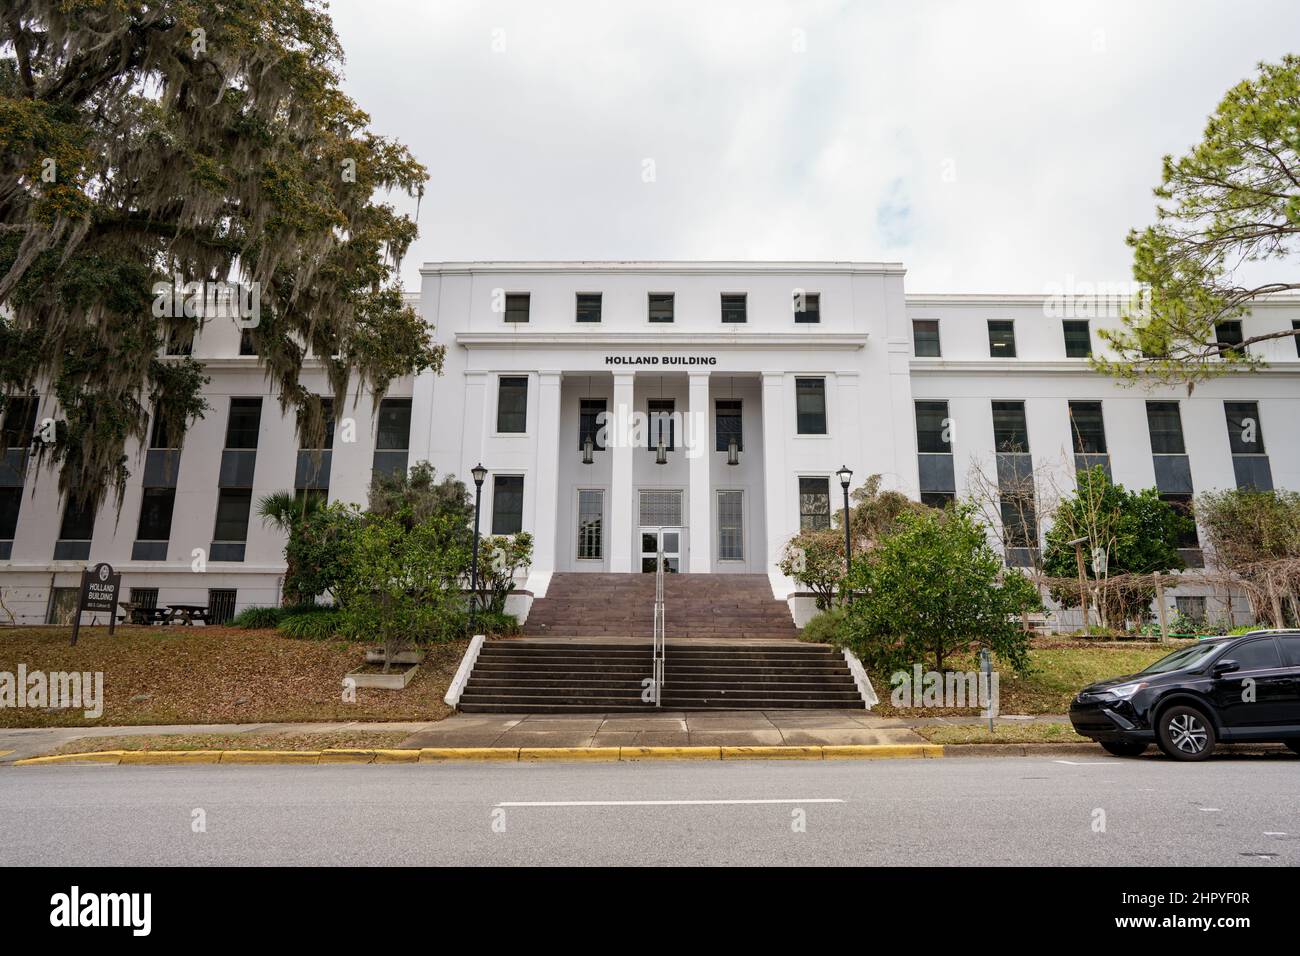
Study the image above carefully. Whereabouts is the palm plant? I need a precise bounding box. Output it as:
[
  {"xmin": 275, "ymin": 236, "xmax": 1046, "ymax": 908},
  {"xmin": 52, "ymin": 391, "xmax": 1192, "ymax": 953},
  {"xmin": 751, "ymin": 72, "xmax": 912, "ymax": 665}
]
[{"xmin": 257, "ymin": 490, "xmax": 326, "ymax": 606}]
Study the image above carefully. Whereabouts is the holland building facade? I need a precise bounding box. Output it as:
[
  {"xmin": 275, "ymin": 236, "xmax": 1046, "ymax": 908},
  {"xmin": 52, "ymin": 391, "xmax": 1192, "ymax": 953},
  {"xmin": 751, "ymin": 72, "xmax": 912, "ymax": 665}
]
[{"xmin": 2, "ymin": 261, "xmax": 1298, "ymax": 626}]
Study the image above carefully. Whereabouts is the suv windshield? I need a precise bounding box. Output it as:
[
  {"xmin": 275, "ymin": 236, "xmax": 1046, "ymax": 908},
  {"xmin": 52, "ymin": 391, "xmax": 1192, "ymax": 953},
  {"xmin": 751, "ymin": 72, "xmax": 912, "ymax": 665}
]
[{"xmin": 1140, "ymin": 641, "xmax": 1225, "ymax": 675}]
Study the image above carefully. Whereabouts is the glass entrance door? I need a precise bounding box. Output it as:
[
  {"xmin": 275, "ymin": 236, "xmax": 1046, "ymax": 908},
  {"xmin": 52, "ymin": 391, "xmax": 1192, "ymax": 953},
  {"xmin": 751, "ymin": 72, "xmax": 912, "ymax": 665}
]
[{"xmin": 640, "ymin": 527, "xmax": 681, "ymax": 573}]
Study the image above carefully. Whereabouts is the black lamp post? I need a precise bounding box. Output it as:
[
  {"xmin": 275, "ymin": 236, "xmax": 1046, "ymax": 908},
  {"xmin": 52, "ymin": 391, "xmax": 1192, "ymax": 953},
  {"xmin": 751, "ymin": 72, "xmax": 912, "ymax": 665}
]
[
  {"xmin": 836, "ymin": 465, "xmax": 853, "ymax": 603},
  {"xmin": 470, "ymin": 463, "xmax": 487, "ymax": 633}
]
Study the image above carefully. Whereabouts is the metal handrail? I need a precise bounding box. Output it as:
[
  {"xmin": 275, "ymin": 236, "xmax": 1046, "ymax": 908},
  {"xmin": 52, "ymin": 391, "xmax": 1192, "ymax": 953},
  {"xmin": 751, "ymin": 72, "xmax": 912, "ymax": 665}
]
[{"xmin": 652, "ymin": 545, "xmax": 665, "ymax": 707}]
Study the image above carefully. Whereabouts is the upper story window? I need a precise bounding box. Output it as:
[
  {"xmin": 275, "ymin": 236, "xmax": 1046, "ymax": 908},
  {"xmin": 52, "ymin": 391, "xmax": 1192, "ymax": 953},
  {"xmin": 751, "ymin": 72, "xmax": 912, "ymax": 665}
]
[
  {"xmin": 149, "ymin": 409, "xmax": 178, "ymax": 450},
  {"xmin": 715, "ymin": 399, "xmax": 742, "ymax": 452},
  {"xmin": 300, "ymin": 398, "xmax": 335, "ymax": 450},
  {"xmin": 491, "ymin": 475, "xmax": 524, "ymax": 535},
  {"xmin": 1214, "ymin": 320, "xmax": 1244, "ymax": 353},
  {"xmin": 166, "ymin": 323, "xmax": 194, "ymax": 356},
  {"xmin": 1, "ymin": 394, "xmax": 40, "ymax": 449},
  {"xmin": 224, "ymin": 398, "xmax": 263, "ymax": 449},
  {"xmin": 798, "ymin": 477, "xmax": 831, "ymax": 530},
  {"xmin": 1224, "ymin": 400, "xmax": 1265, "ymax": 454},
  {"xmin": 1145, "ymin": 401, "xmax": 1185, "ymax": 454},
  {"xmin": 912, "ymin": 320, "xmax": 941, "ymax": 357},
  {"xmin": 991, "ymin": 400, "xmax": 1028, "ymax": 453},
  {"xmin": 376, "ymin": 399, "xmax": 413, "ymax": 450},
  {"xmin": 987, "ymin": 320, "xmax": 1017, "ymax": 358},
  {"xmin": 794, "ymin": 292, "xmax": 820, "ymax": 323},
  {"xmin": 721, "ymin": 293, "xmax": 747, "ymax": 324},
  {"xmin": 579, "ymin": 399, "xmax": 606, "ymax": 451},
  {"xmin": 503, "ymin": 293, "xmax": 530, "ymax": 323},
  {"xmin": 576, "ymin": 293, "xmax": 602, "ymax": 323},
  {"xmin": 915, "ymin": 401, "xmax": 951, "ymax": 453},
  {"xmin": 647, "ymin": 399, "xmax": 675, "ymax": 450},
  {"xmin": 1063, "ymin": 320, "xmax": 1092, "ymax": 358},
  {"xmin": 1068, "ymin": 400, "xmax": 1107, "ymax": 454},
  {"xmin": 1293, "ymin": 320, "xmax": 1300, "ymax": 357},
  {"xmin": 239, "ymin": 327, "xmax": 256, "ymax": 355},
  {"xmin": 795, "ymin": 378, "xmax": 827, "ymax": 435},
  {"xmin": 648, "ymin": 293, "xmax": 674, "ymax": 323},
  {"xmin": 496, "ymin": 376, "xmax": 528, "ymax": 433}
]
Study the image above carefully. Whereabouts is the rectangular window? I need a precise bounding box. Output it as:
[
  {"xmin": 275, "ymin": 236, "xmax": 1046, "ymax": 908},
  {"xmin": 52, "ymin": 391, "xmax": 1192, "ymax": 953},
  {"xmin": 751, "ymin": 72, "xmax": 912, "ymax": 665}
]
[
  {"xmin": 638, "ymin": 489, "xmax": 683, "ymax": 527},
  {"xmin": 129, "ymin": 588, "xmax": 159, "ymax": 609},
  {"xmin": 1293, "ymin": 320, "xmax": 1300, "ymax": 358},
  {"xmin": 503, "ymin": 293, "xmax": 530, "ymax": 323},
  {"xmin": 1145, "ymin": 401, "xmax": 1185, "ymax": 454},
  {"xmin": 1000, "ymin": 497, "xmax": 1038, "ymax": 549},
  {"xmin": 1, "ymin": 394, "xmax": 39, "ymax": 448},
  {"xmin": 491, "ymin": 475, "xmax": 524, "ymax": 535},
  {"xmin": 224, "ymin": 398, "xmax": 263, "ymax": 449},
  {"xmin": 647, "ymin": 399, "xmax": 675, "ymax": 450},
  {"xmin": 648, "ymin": 293, "xmax": 674, "ymax": 323},
  {"xmin": 794, "ymin": 292, "xmax": 820, "ymax": 323},
  {"xmin": 239, "ymin": 328, "xmax": 256, "ymax": 356},
  {"xmin": 579, "ymin": 399, "xmax": 607, "ymax": 451},
  {"xmin": 795, "ymin": 378, "xmax": 827, "ymax": 435},
  {"xmin": 300, "ymin": 398, "xmax": 335, "ymax": 450},
  {"xmin": 715, "ymin": 399, "xmax": 743, "ymax": 452},
  {"xmin": 798, "ymin": 477, "xmax": 831, "ymax": 531},
  {"xmin": 912, "ymin": 320, "xmax": 941, "ymax": 357},
  {"xmin": 149, "ymin": 409, "xmax": 177, "ymax": 449},
  {"xmin": 1159, "ymin": 493, "xmax": 1201, "ymax": 549},
  {"xmin": 208, "ymin": 589, "xmax": 237, "ymax": 625},
  {"xmin": 496, "ymin": 376, "xmax": 528, "ymax": 433},
  {"xmin": 135, "ymin": 487, "xmax": 176, "ymax": 541},
  {"xmin": 1063, "ymin": 320, "xmax": 1092, "ymax": 358},
  {"xmin": 921, "ymin": 491, "xmax": 956, "ymax": 509},
  {"xmin": 915, "ymin": 401, "xmax": 951, "ymax": 454},
  {"xmin": 1068, "ymin": 401, "xmax": 1107, "ymax": 454},
  {"xmin": 213, "ymin": 488, "xmax": 253, "ymax": 542},
  {"xmin": 47, "ymin": 588, "xmax": 80, "ymax": 625},
  {"xmin": 721, "ymin": 293, "xmax": 747, "ymax": 323},
  {"xmin": 376, "ymin": 398, "xmax": 412, "ymax": 450},
  {"xmin": 577, "ymin": 489, "xmax": 603, "ymax": 560},
  {"xmin": 1214, "ymin": 320, "xmax": 1244, "ymax": 351},
  {"xmin": 575, "ymin": 293, "xmax": 602, "ymax": 323},
  {"xmin": 992, "ymin": 400, "xmax": 1029, "ymax": 452},
  {"xmin": 0, "ymin": 487, "xmax": 21, "ymax": 542},
  {"xmin": 988, "ymin": 320, "xmax": 1017, "ymax": 358},
  {"xmin": 166, "ymin": 323, "xmax": 194, "ymax": 356},
  {"xmin": 717, "ymin": 490, "xmax": 744, "ymax": 561},
  {"xmin": 1175, "ymin": 596, "xmax": 1207, "ymax": 623},
  {"xmin": 59, "ymin": 495, "xmax": 97, "ymax": 541},
  {"xmin": 1224, "ymin": 401, "xmax": 1265, "ymax": 454}
]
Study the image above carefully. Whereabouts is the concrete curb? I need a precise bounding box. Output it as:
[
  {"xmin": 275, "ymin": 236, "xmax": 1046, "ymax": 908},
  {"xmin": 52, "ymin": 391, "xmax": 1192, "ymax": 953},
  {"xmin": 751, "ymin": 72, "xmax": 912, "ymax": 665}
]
[{"xmin": 13, "ymin": 743, "xmax": 944, "ymax": 765}]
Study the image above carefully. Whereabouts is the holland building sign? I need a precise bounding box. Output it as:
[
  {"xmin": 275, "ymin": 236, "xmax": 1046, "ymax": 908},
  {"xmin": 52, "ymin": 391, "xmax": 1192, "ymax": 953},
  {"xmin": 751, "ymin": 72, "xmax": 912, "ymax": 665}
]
[{"xmin": 605, "ymin": 355, "xmax": 718, "ymax": 366}]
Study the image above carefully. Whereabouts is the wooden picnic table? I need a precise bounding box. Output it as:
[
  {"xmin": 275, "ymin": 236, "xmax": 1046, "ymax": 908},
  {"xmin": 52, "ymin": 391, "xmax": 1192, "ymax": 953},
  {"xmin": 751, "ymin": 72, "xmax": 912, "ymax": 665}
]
[
  {"xmin": 166, "ymin": 604, "xmax": 211, "ymax": 626},
  {"xmin": 117, "ymin": 601, "xmax": 172, "ymax": 626}
]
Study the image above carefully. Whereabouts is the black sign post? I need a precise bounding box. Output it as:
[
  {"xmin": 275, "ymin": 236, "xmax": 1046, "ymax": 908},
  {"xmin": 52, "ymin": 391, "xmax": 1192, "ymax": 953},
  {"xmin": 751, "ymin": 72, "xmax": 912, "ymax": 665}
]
[{"xmin": 70, "ymin": 562, "xmax": 121, "ymax": 646}]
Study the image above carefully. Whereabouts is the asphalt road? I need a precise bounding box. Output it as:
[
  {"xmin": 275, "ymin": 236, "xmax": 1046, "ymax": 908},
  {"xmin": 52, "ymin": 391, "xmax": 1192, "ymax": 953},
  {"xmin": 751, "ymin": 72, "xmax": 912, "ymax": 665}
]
[{"xmin": 1, "ymin": 755, "xmax": 1297, "ymax": 866}]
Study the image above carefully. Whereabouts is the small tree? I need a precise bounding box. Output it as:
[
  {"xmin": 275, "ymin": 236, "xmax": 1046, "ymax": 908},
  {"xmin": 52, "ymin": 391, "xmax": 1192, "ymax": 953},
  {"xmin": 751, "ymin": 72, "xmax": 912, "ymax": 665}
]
[
  {"xmin": 367, "ymin": 461, "xmax": 473, "ymax": 536},
  {"xmin": 843, "ymin": 474, "xmax": 925, "ymax": 552},
  {"xmin": 843, "ymin": 506, "xmax": 1040, "ymax": 672},
  {"xmin": 1197, "ymin": 489, "xmax": 1300, "ymax": 627},
  {"xmin": 779, "ymin": 529, "xmax": 844, "ymax": 610},
  {"xmin": 477, "ymin": 532, "xmax": 534, "ymax": 615},
  {"xmin": 257, "ymin": 490, "xmax": 328, "ymax": 605},
  {"xmin": 282, "ymin": 503, "xmax": 362, "ymax": 605}
]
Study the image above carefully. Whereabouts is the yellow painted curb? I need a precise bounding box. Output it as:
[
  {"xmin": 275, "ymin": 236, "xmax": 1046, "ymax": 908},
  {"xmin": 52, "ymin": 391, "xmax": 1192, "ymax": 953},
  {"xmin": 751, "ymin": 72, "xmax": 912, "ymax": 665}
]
[
  {"xmin": 14, "ymin": 750, "xmax": 126, "ymax": 766},
  {"xmin": 418, "ymin": 747, "xmax": 520, "ymax": 762},
  {"xmin": 119, "ymin": 750, "xmax": 222, "ymax": 765},
  {"xmin": 372, "ymin": 749, "xmax": 420, "ymax": 764},
  {"xmin": 619, "ymin": 746, "xmax": 723, "ymax": 761},
  {"xmin": 822, "ymin": 744, "xmax": 942, "ymax": 760},
  {"xmin": 219, "ymin": 750, "xmax": 321, "ymax": 764},
  {"xmin": 520, "ymin": 746, "xmax": 622, "ymax": 762},
  {"xmin": 318, "ymin": 749, "xmax": 378, "ymax": 764},
  {"xmin": 0, "ymin": 750, "xmax": 13, "ymax": 758},
  {"xmin": 722, "ymin": 745, "xmax": 823, "ymax": 760}
]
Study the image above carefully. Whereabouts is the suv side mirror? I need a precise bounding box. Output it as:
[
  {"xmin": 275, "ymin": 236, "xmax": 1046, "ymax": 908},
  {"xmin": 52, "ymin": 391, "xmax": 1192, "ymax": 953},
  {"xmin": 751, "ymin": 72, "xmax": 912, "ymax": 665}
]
[{"xmin": 1211, "ymin": 659, "xmax": 1240, "ymax": 677}]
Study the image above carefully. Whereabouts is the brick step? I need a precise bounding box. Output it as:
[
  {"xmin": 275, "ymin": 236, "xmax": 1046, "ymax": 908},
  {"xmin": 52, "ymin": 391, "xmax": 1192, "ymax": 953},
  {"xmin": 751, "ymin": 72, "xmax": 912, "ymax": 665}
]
[{"xmin": 459, "ymin": 696, "xmax": 863, "ymax": 711}]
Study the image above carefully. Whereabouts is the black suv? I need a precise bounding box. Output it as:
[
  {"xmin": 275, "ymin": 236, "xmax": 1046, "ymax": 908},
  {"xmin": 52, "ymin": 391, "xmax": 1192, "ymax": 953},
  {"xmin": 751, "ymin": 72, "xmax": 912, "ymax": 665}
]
[{"xmin": 1069, "ymin": 630, "xmax": 1300, "ymax": 761}]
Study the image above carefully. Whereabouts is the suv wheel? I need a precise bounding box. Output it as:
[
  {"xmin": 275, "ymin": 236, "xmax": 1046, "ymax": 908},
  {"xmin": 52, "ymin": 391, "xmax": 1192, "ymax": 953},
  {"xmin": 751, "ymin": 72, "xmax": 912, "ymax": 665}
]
[
  {"xmin": 1100, "ymin": 740, "xmax": 1148, "ymax": 757},
  {"xmin": 1156, "ymin": 705, "xmax": 1216, "ymax": 761}
]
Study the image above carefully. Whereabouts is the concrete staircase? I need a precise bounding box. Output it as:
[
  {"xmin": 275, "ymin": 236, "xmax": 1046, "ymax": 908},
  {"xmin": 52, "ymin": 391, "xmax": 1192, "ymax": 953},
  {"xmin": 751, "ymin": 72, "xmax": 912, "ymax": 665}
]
[
  {"xmin": 523, "ymin": 572, "xmax": 799, "ymax": 640},
  {"xmin": 457, "ymin": 640, "xmax": 865, "ymax": 713}
]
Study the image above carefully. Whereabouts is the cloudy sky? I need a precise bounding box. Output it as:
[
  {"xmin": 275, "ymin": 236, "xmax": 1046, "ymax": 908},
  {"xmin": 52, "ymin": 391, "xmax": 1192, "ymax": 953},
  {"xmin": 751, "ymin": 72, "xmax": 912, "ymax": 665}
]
[{"xmin": 330, "ymin": 0, "xmax": 1299, "ymax": 294}]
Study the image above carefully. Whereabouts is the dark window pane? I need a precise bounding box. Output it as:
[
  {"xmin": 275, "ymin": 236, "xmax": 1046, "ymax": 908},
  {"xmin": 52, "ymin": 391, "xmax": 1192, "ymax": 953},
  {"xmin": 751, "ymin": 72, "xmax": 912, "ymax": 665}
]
[
  {"xmin": 213, "ymin": 488, "xmax": 252, "ymax": 541},
  {"xmin": 1000, "ymin": 497, "xmax": 1037, "ymax": 548},
  {"xmin": 795, "ymin": 378, "xmax": 826, "ymax": 435},
  {"xmin": 376, "ymin": 398, "xmax": 412, "ymax": 450},
  {"xmin": 225, "ymin": 398, "xmax": 263, "ymax": 449},
  {"xmin": 59, "ymin": 495, "xmax": 98, "ymax": 540},
  {"xmin": 794, "ymin": 292, "xmax": 820, "ymax": 323},
  {"xmin": 491, "ymin": 475, "xmax": 524, "ymax": 535},
  {"xmin": 166, "ymin": 323, "xmax": 194, "ymax": 355},
  {"xmin": 721, "ymin": 294, "xmax": 747, "ymax": 323},
  {"xmin": 299, "ymin": 398, "xmax": 334, "ymax": 450},
  {"xmin": 1279, "ymin": 634, "xmax": 1300, "ymax": 668},
  {"xmin": 497, "ymin": 377, "xmax": 528, "ymax": 433},
  {"xmin": 1159, "ymin": 493, "xmax": 1201, "ymax": 549},
  {"xmin": 1146, "ymin": 401, "xmax": 1185, "ymax": 454},
  {"xmin": 992, "ymin": 401, "xmax": 1028, "ymax": 452},
  {"xmin": 1224, "ymin": 401, "xmax": 1265, "ymax": 454},
  {"xmin": 1215, "ymin": 320, "xmax": 1244, "ymax": 350},
  {"xmin": 208, "ymin": 589, "xmax": 238, "ymax": 624},
  {"xmin": 1, "ymin": 395, "xmax": 39, "ymax": 448},
  {"xmin": 579, "ymin": 399, "xmax": 607, "ymax": 451},
  {"xmin": 988, "ymin": 320, "xmax": 1017, "ymax": 358},
  {"xmin": 915, "ymin": 400, "xmax": 951, "ymax": 453},
  {"xmin": 0, "ymin": 487, "xmax": 21, "ymax": 539},
  {"xmin": 239, "ymin": 328, "xmax": 256, "ymax": 355},
  {"xmin": 799, "ymin": 477, "xmax": 831, "ymax": 530},
  {"xmin": 1228, "ymin": 638, "xmax": 1281, "ymax": 670},
  {"xmin": 647, "ymin": 399, "xmax": 675, "ymax": 450},
  {"xmin": 504, "ymin": 293, "xmax": 530, "ymax": 323},
  {"xmin": 921, "ymin": 491, "xmax": 955, "ymax": 509},
  {"xmin": 136, "ymin": 488, "xmax": 176, "ymax": 541},
  {"xmin": 1068, "ymin": 401, "xmax": 1106, "ymax": 454},
  {"xmin": 715, "ymin": 399, "xmax": 743, "ymax": 452},
  {"xmin": 1293, "ymin": 320, "xmax": 1300, "ymax": 358},
  {"xmin": 149, "ymin": 409, "xmax": 177, "ymax": 449},
  {"xmin": 1063, "ymin": 320, "xmax": 1092, "ymax": 357},
  {"xmin": 576, "ymin": 293, "xmax": 602, "ymax": 323},
  {"xmin": 913, "ymin": 320, "xmax": 941, "ymax": 357},
  {"xmin": 648, "ymin": 294, "xmax": 674, "ymax": 323}
]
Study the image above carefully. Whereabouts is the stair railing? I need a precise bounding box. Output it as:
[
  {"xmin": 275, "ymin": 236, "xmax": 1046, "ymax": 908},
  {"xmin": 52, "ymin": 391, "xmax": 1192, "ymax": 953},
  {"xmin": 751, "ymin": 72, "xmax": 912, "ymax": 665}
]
[{"xmin": 652, "ymin": 545, "xmax": 665, "ymax": 706}]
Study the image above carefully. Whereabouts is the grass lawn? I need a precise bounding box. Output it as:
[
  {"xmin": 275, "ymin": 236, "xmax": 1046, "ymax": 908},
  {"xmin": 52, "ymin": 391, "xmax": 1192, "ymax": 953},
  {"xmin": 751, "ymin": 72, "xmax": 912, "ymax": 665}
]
[
  {"xmin": 0, "ymin": 626, "xmax": 468, "ymax": 728},
  {"xmin": 867, "ymin": 643, "xmax": 1172, "ymax": 717},
  {"xmin": 914, "ymin": 723, "xmax": 1089, "ymax": 745},
  {"xmin": 49, "ymin": 730, "xmax": 416, "ymax": 755}
]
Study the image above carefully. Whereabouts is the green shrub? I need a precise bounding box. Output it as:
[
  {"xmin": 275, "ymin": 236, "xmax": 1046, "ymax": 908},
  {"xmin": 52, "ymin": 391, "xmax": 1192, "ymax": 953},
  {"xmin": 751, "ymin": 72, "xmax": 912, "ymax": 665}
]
[
  {"xmin": 800, "ymin": 607, "xmax": 849, "ymax": 645},
  {"xmin": 472, "ymin": 609, "xmax": 520, "ymax": 636},
  {"xmin": 277, "ymin": 609, "xmax": 344, "ymax": 641},
  {"xmin": 231, "ymin": 606, "xmax": 285, "ymax": 629}
]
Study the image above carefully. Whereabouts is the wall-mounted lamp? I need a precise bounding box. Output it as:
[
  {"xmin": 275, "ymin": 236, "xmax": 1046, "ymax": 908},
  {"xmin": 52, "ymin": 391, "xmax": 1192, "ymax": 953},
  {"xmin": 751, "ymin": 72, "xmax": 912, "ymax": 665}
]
[
  {"xmin": 582, "ymin": 435, "xmax": 594, "ymax": 465},
  {"xmin": 727, "ymin": 437, "xmax": 739, "ymax": 466}
]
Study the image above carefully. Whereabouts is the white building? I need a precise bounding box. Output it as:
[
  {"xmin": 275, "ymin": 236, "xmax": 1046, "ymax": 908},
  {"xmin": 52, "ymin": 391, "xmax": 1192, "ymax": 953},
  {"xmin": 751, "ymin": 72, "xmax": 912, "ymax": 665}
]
[{"xmin": 2, "ymin": 261, "xmax": 1298, "ymax": 626}]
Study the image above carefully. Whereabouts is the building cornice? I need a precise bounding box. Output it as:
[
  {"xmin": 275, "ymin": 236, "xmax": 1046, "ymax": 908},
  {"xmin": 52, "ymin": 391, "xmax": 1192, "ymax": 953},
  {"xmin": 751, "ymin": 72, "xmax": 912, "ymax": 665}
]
[
  {"xmin": 423, "ymin": 260, "xmax": 906, "ymax": 277},
  {"xmin": 909, "ymin": 358, "xmax": 1300, "ymax": 375},
  {"xmin": 905, "ymin": 292, "xmax": 1300, "ymax": 308},
  {"xmin": 455, "ymin": 331, "xmax": 869, "ymax": 350}
]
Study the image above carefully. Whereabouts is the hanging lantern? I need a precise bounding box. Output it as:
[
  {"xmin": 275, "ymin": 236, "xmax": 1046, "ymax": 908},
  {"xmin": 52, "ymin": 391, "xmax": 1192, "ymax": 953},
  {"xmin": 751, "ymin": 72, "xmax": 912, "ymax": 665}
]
[
  {"xmin": 582, "ymin": 435, "xmax": 594, "ymax": 465},
  {"xmin": 656, "ymin": 435, "xmax": 668, "ymax": 465},
  {"xmin": 727, "ymin": 437, "xmax": 739, "ymax": 466}
]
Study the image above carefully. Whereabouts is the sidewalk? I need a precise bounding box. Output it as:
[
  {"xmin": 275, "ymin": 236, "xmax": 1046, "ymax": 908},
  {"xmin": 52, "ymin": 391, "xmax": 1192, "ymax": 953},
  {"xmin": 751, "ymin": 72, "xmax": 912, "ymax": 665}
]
[{"xmin": 0, "ymin": 711, "xmax": 1072, "ymax": 761}]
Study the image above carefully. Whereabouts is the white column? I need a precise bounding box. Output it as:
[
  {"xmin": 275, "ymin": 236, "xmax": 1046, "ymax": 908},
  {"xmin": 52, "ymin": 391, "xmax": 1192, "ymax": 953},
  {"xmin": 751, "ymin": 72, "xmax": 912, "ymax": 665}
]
[
  {"xmin": 609, "ymin": 371, "xmax": 635, "ymax": 572},
  {"xmin": 687, "ymin": 371, "xmax": 712, "ymax": 573},
  {"xmin": 531, "ymin": 371, "xmax": 562, "ymax": 576},
  {"xmin": 760, "ymin": 371, "xmax": 789, "ymax": 593}
]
